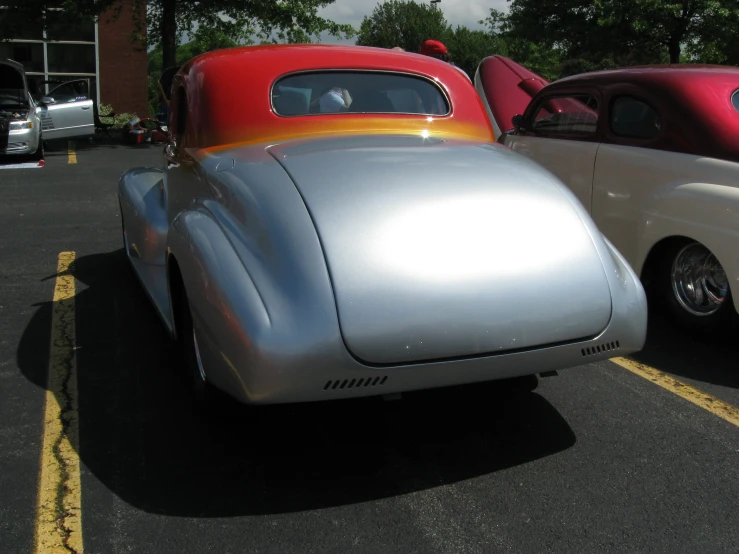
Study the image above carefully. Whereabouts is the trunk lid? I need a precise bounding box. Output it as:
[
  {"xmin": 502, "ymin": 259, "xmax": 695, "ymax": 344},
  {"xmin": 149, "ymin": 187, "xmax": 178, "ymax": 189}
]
[{"xmin": 270, "ymin": 135, "xmax": 611, "ymax": 365}]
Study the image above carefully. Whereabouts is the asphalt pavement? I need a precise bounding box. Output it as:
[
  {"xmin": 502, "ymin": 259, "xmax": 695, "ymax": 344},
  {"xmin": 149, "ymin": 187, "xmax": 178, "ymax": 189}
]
[{"xmin": 0, "ymin": 139, "xmax": 738, "ymax": 554}]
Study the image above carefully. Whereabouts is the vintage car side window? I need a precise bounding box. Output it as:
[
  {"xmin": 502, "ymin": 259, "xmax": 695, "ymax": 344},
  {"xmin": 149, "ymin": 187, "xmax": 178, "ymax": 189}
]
[
  {"xmin": 610, "ymin": 96, "xmax": 661, "ymax": 139},
  {"xmin": 732, "ymin": 89, "xmax": 739, "ymax": 113},
  {"xmin": 531, "ymin": 95, "xmax": 598, "ymax": 135},
  {"xmin": 272, "ymin": 71, "xmax": 450, "ymax": 116}
]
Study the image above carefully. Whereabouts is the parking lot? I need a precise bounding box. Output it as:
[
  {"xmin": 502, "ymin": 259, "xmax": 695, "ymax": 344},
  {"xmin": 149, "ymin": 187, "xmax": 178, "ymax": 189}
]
[{"xmin": 1, "ymin": 142, "xmax": 738, "ymax": 553}]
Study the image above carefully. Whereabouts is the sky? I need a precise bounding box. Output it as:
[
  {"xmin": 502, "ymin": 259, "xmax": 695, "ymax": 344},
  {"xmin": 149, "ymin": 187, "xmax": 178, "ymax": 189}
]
[
  {"xmin": 316, "ymin": 0, "xmax": 510, "ymax": 43},
  {"xmin": 181, "ymin": 0, "xmax": 510, "ymax": 47}
]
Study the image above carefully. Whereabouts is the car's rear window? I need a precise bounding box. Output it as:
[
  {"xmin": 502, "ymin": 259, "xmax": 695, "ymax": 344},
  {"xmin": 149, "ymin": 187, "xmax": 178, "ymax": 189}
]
[{"xmin": 272, "ymin": 71, "xmax": 450, "ymax": 116}]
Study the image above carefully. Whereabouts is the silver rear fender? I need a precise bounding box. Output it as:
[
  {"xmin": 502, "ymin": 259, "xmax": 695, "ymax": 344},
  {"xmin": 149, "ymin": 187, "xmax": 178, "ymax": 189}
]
[
  {"xmin": 168, "ymin": 208, "xmax": 274, "ymax": 401},
  {"xmin": 118, "ymin": 167, "xmax": 167, "ymax": 265},
  {"xmin": 167, "ymin": 205, "xmax": 351, "ymax": 403},
  {"xmin": 599, "ymin": 235, "xmax": 648, "ymax": 352}
]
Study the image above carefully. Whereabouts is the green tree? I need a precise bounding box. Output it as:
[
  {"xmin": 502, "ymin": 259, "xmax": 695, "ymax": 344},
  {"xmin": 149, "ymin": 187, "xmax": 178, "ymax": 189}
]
[
  {"xmin": 479, "ymin": 8, "xmax": 564, "ymax": 81},
  {"xmin": 503, "ymin": 0, "xmax": 658, "ymax": 69},
  {"xmin": 445, "ymin": 26, "xmax": 505, "ymax": 79},
  {"xmin": 599, "ymin": 0, "xmax": 734, "ymax": 63},
  {"xmin": 357, "ymin": 1, "xmax": 505, "ymax": 79},
  {"xmin": 1, "ymin": 0, "xmax": 355, "ymax": 71},
  {"xmin": 503, "ymin": 0, "xmax": 737, "ymax": 67},
  {"xmin": 148, "ymin": 29, "xmax": 240, "ymax": 116},
  {"xmin": 683, "ymin": 1, "xmax": 739, "ymax": 64},
  {"xmin": 356, "ymin": 0, "xmax": 450, "ymax": 53},
  {"xmin": 148, "ymin": 29, "xmax": 240, "ymax": 74}
]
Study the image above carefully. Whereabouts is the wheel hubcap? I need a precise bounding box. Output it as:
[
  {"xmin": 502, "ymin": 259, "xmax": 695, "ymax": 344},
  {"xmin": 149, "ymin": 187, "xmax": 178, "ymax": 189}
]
[{"xmin": 671, "ymin": 243, "xmax": 728, "ymax": 316}]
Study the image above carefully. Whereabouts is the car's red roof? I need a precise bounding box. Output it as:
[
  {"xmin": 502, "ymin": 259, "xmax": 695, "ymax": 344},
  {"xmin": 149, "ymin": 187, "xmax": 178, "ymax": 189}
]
[
  {"xmin": 553, "ymin": 65, "xmax": 739, "ymax": 112},
  {"xmin": 171, "ymin": 44, "xmax": 494, "ymax": 151},
  {"xmin": 552, "ymin": 64, "xmax": 739, "ymax": 160},
  {"xmin": 555, "ymin": 64, "xmax": 739, "ymax": 85},
  {"xmin": 182, "ymin": 43, "xmax": 466, "ymax": 75}
]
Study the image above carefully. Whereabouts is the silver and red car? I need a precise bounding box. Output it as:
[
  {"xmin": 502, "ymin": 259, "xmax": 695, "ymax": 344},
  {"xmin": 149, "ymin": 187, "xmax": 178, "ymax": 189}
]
[{"xmin": 119, "ymin": 45, "xmax": 647, "ymax": 408}]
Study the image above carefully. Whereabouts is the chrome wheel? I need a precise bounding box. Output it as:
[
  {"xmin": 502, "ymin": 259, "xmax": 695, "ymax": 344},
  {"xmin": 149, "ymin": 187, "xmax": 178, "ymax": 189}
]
[{"xmin": 671, "ymin": 243, "xmax": 728, "ymax": 316}]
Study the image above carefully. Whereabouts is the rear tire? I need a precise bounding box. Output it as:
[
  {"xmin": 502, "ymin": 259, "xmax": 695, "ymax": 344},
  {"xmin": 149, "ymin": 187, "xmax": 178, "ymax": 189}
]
[
  {"xmin": 119, "ymin": 205, "xmax": 136, "ymax": 279},
  {"xmin": 120, "ymin": 207, "xmax": 128, "ymax": 253},
  {"xmin": 657, "ymin": 240, "xmax": 735, "ymax": 335},
  {"xmin": 174, "ymin": 281, "xmax": 223, "ymax": 417}
]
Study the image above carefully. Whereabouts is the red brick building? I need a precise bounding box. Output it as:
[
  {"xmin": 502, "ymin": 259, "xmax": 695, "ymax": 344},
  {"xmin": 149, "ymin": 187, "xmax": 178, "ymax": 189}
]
[
  {"xmin": 98, "ymin": 1, "xmax": 148, "ymax": 116},
  {"xmin": 0, "ymin": 0, "xmax": 148, "ymax": 116}
]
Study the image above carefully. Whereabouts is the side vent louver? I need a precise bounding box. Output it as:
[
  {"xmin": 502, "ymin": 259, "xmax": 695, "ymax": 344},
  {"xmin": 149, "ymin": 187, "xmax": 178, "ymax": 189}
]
[
  {"xmin": 581, "ymin": 340, "xmax": 620, "ymax": 357},
  {"xmin": 323, "ymin": 376, "xmax": 388, "ymax": 391}
]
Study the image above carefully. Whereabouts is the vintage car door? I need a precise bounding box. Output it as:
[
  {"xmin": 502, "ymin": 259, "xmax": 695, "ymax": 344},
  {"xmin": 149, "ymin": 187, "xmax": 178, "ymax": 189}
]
[
  {"xmin": 40, "ymin": 79, "xmax": 95, "ymax": 140},
  {"xmin": 590, "ymin": 94, "xmax": 672, "ymax": 269},
  {"xmin": 504, "ymin": 91, "xmax": 602, "ymax": 212}
]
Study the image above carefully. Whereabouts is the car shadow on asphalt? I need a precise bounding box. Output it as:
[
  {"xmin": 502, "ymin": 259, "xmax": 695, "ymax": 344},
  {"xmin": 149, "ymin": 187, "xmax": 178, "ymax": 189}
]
[
  {"xmin": 629, "ymin": 303, "xmax": 739, "ymax": 390},
  {"xmin": 17, "ymin": 249, "xmax": 576, "ymax": 517},
  {"xmin": 41, "ymin": 136, "xmax": 164, "ymax": 154}
]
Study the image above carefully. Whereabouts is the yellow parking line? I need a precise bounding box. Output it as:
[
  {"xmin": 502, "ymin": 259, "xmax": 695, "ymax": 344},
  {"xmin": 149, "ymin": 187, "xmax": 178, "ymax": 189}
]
[
  {"xmin": 34, "ymin": 252, "xmax": 84, "ymax": 553},
  {"xmin": 611, "ymin": 356, "xmax": 739, "ymax": 427},
  {"xmin": 67, "ymin": 141, "xmax": 77, "ymax": 164}
]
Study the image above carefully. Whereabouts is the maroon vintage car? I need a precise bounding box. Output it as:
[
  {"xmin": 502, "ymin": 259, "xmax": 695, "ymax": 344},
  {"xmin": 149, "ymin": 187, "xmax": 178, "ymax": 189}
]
[{"xmin": 475, "ymin": 57, "xmax": 739, "ymax": 332}]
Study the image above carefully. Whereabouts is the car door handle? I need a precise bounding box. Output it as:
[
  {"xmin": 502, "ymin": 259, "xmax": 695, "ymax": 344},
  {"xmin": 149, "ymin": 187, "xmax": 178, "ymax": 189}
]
[{"xmin": 81, "ymin": 106, "xmax": 91, "ymax": 110}]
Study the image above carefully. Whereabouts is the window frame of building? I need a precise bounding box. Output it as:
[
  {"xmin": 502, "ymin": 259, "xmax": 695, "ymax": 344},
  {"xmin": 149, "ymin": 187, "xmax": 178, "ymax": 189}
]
[{"xmin": 0, "ymin": 7, "xmax": 100, "ymax": 106}]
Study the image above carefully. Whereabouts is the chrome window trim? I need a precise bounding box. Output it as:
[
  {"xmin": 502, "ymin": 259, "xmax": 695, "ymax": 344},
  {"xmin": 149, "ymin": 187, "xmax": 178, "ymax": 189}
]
[{"xmin": 270, "ymin": 68, "xmax": 452, "ymax": 118}]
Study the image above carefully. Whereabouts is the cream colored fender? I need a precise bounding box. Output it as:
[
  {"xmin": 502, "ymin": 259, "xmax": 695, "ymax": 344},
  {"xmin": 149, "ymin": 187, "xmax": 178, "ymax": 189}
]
[{"xmin": 592, "ymin": 145, "xmax": 739, "ymax": 314}]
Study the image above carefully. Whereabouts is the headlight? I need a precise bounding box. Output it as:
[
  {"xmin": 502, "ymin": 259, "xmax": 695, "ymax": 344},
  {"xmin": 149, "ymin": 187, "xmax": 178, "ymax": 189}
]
[{"xmin": 9, "ymin": 121, "xmax": 33, "ymax": 131}]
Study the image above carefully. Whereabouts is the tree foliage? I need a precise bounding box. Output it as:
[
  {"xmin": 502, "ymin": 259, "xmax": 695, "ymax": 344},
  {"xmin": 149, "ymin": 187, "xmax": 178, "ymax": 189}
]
[
  {"xmin": 444, "ymin": 26, "xmax": 505, "ymax": 80},
  {"xmin": 479, "ymin": 9, "xmax": 564, "ymax": 81},
  {"xmin": 147, "ymin": 29, "xmax": 239, "ymax": 75},
  {"xmin": 498, "ymin": 0, "xmax": 739, "ymax": 77},
  {"xmin": 683, "ymin": 1, "xmax": 739, "ymax": 65},
  {"xmin": 503, "ymin": 0, "xmax": 659, "ymax": 67},
  {"xmin": 147, "ymin": 30, "xmax": 239, "ymax": 116},
  {"xmin": 356, "ymin": 1, "xmax": 505, "ymax": 79},
  {"xmin": 356, "ymin": 0, "xmax": 449, "ymax": 53}
]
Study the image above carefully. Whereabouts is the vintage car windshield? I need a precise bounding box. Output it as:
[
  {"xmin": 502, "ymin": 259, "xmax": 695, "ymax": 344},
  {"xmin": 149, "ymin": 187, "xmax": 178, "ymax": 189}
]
[{"xmin": 272, "ymin": 71, "xmax": 450, "ymax": 116}]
